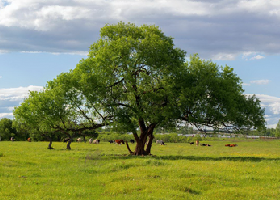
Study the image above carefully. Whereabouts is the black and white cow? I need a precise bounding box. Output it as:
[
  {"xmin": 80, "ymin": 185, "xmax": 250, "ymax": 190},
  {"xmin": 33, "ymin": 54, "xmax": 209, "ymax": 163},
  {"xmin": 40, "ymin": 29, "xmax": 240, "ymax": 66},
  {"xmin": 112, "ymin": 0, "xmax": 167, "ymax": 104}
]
[{"xmin": 156, "ymin": 140, "xmax": 165, "ymax": 145}]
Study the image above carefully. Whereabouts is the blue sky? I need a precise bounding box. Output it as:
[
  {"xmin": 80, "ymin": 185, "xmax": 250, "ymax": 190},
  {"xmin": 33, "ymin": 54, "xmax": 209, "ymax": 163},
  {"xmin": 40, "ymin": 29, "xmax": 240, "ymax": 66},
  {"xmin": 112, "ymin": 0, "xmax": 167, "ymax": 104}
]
[{"xmin": 1, "ymin": 0, "xmax": 280, "ymax": 128}]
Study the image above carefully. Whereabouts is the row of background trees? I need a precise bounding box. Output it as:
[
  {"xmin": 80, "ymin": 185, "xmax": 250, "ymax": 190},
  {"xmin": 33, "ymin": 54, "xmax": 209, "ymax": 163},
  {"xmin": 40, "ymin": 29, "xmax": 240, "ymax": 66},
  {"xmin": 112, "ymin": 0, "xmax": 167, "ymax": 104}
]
[{"xmin": 1, "ymin": 117, "xmax": 280, "ymax": 142}]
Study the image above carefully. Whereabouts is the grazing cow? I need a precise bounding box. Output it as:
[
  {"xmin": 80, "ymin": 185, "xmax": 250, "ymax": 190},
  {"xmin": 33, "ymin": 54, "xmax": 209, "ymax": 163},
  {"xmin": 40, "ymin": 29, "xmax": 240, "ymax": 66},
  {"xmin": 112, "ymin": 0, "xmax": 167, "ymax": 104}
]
[
  {"xmin": 27, "ymin": 138, "xmax": 31, "ymax": 142},
  {"xmin": 201, "ymin": 144, "xmax": 211, "ymax": 146},
  {"xmin": 115, "ymin": 140, "xmax": 125, "ymax": 144},
  {"xmin": 156, "ymin": 140, "xmax": 165, "ymax": 145},
  {"xmin": 196, "ymin": 140, "xmax": 199, "ymax": 146},
  {"xmin": 130, "ymin": 140, "xmax": 135, "ymax": 144},
  {"xmin": 189, "ymin": 142, "xmax": 194, "ymax": 144},
  {"xmin": 92, "ymin": 139, "xmax": 100, "ymax": 144},
  {"xmin": 225, "ymin": 144, "xmax": 238, "ymax": 147},
  {"xmin": 63, "ymin": 138, "xmax": 70, "ymax": 143},
  {"xmin": 89, "ymin": 138, "xmax": 93, "ymax": 144},
  {"xmin": 109, "ymin": 140, "xmax": 114, "ymax": 144},
  {"xmin": 76, "ymin": 138, "xmax": 82, "ymax": 142}
]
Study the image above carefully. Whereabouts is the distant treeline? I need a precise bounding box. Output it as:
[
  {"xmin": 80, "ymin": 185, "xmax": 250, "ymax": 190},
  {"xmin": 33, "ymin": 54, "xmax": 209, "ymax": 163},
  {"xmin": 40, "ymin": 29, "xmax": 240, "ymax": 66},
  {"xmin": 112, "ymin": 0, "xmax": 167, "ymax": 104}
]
[{"xmin": 1, "ymin": 117, "xmax": 279, "ymax": 142}]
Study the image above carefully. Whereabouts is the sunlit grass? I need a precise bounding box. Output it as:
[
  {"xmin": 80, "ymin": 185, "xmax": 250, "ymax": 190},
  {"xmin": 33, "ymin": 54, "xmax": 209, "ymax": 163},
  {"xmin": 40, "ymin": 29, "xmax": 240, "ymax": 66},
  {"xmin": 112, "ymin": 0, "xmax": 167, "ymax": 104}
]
[{"xmin": 0, "ymin": 139, "xmax": 280, "ymax": 199}]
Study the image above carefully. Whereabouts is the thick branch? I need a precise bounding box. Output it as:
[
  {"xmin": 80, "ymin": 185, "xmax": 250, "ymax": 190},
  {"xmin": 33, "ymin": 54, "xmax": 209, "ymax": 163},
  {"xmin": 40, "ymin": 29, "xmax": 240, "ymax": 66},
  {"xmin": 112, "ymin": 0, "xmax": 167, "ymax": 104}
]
[
  {"xmin": 125, "ymin": 141, "xmax": 133, "ymax": 154},
  {"xmin": 106, "ymin": 102, "xmax": 134, "ymax": 109},
  {"xmin": 108, "ymin": 78, "xmax": 124, "ymax": 88},
  {"xmin": 78, "ymin": 106, "xmax": 94, "ymax": 123}
]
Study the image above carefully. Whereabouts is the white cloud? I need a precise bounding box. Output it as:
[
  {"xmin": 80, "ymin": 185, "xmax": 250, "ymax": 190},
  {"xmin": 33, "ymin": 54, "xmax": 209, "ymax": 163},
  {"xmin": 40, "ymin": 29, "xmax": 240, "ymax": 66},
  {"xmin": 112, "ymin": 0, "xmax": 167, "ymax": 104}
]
[
  {"xmin": 0, "ymin": 85, "xmax": 43, "ymax": 101},
  {"xmin": 1, "ymin": 0, "xmax": 280, "ymax": 58},
  {"xmin": 0, "ymin": 85, "xmax": 43, "ymax": 119},
  {"xmin": 212, "ymin": 53, "xmax": 237, "ymax": 60},
  {"xmin": 250, "ymin": 80, "xmax": 270, "ymax": 85},
  {"xmin": 247, "ymin": 94, "xmax": 280, "ymax": 128},
  {"xmin": 0, "ymin": 113, "xmax": 13, "ymax": 118},
  {"xmin": 51, "ymin": 51, "xmax": 88, "ymax": 56},
  {"xmin": 242, "ymin": 51, "xmax": 255, "ymax": 58},
  {"xmin": 242, "ymin": 51, "xmax": 265, "ymax": 60},
  {"xmin": 250, "ymin": 55, "xmax": 265, "ymax": 60}
]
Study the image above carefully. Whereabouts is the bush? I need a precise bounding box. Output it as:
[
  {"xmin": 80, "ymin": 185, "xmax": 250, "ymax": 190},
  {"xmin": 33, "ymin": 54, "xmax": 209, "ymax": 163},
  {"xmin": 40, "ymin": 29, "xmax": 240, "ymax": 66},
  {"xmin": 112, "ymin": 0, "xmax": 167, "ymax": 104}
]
[
  {"xmin": 97, "ymin": 132, "xmax": 135, "ymax": 142},
  {"xmin": 154, "ymin": 133, "xmax": 194, "ymax": 143}
]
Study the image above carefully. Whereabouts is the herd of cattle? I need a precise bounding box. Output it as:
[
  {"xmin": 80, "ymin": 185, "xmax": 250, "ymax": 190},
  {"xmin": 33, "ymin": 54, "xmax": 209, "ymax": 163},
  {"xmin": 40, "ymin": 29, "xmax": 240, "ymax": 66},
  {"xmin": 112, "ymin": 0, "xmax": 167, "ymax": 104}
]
[
  {"xmin": 53, "ymin": 138, "xmax": 239, "ymax": 147},
  {"xmin": 62, "ymin": 138, "xmax": 166, "ymax": 145},
  {"xmin": 188, "ymin": 141, "xmax": 238, "ymax": 147}
]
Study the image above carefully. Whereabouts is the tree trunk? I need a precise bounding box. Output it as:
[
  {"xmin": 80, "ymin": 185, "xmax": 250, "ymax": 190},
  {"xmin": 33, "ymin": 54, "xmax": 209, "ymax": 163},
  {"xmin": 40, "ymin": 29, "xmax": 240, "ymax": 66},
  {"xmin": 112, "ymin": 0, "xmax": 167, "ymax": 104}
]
[
  {"xmin": 83, "ymin": 135, "xmax": 86, "ymax": 143},
  {"xmin": 145, "ymin": 134, "xmax": 154, "ymax": 155},
  {"xmin": 66, "ymin": 139, "xmax": 72, "ymax": 150},
  {"xmin": 47, "ymin": 137, "xmax": 53, "ymax": 149},
  {"xmin": 134, "ymin": 140, "xmax": 146, "ymax": 155},
  {"xmin": 131, "ymin": 124, "xmax": 156, "ymax": 156}
]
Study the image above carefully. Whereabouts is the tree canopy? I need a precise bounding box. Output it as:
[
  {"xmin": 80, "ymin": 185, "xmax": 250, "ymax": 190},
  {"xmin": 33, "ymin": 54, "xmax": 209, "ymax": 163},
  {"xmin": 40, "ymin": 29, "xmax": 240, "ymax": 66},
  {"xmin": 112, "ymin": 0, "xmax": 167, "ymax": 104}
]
[
  {"xmin": 13, "ymin": 22, "xmax": 265, "ymax": 154},
  {"xmin": 0, "ymin": 118, "xmax": 16, "ymax": 140}
]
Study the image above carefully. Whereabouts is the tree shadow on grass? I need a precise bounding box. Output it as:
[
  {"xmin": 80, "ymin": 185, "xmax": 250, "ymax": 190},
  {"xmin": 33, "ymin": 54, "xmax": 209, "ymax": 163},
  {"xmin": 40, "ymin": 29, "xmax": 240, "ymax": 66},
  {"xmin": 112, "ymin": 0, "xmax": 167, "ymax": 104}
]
[
  {"xmin": 154, "ymin": 155, "xmax": 280, "ymax": 162},
  {"xmin": 95, "ymin": 154, "xmax": 280, "ymax": 162},
  {"xmin": 52, "ymin": 148, "xmax": 280, "ymax": 162}
]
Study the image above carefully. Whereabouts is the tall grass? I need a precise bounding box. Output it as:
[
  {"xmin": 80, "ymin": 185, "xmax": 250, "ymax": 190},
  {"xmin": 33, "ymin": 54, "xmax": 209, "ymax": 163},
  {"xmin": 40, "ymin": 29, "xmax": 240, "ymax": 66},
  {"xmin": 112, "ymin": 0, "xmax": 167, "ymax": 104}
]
[{"xmin": 0, "ymin": 139, "xmax": 280, "ymax": 199}]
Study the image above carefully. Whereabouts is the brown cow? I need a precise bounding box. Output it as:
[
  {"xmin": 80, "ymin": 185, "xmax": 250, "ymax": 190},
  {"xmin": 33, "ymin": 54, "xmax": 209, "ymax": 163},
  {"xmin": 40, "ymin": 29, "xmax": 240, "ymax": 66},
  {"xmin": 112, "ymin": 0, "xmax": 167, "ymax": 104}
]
[
  {"xmin": 27, "ymin": 138, "xmax": 31, "ymax": 142},
  {"xmin": 115, "ymin": 140, "xmax": 125, "ymax": 144},
  {"xmin": 225, "ymin": 144, "xmax": 238, "ymax": 147}
]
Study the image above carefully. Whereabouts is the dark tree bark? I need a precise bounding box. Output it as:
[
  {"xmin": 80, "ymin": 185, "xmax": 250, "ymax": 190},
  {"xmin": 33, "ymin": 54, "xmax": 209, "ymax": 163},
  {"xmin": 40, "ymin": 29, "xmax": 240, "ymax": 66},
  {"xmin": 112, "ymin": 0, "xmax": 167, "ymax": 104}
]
[
  {"xmin": 66, "ymin": 139, "xmax": 72, "ymax": 150},
  {"xmin": 126, "ymin": 122, "xmax": 156, "ymax": 156},
  {"xmin": 83, "ymin": 135, "xmax": 86, "ymax": 143},
  {"xmin": 145, "ymin": 134, "xmax": 154, "ymax": 155},
  {"xmin": 47, "ymin": 135, "xmax": 54, "ymax": 149}
]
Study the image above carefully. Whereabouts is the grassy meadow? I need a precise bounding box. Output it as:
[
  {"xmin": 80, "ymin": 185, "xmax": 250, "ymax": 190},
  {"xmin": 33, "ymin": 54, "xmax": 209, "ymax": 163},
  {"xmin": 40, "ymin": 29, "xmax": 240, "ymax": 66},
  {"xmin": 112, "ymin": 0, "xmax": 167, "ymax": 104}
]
[{"xmin": 1, "ymin": 139, "xmax": 280, "ymax": 199}]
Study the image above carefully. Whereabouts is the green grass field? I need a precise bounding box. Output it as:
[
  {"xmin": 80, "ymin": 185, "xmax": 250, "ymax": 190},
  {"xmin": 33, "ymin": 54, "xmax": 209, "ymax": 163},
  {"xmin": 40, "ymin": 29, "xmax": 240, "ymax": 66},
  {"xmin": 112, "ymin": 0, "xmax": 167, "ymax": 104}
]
[{"xmin": 1, "ymin": 139, "xmax": 280, "ymax": 199}]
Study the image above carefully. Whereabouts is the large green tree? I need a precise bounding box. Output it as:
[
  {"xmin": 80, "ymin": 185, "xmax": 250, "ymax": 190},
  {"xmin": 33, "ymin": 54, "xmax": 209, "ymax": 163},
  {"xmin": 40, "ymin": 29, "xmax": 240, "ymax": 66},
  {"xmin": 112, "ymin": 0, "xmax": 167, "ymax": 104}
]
[
  {"xmin": 72, "ymin": 22, "xmax": 265, "ymax": 155},
  {"xmin": 14, "ymin": 22, "xmax": 265, "ymax": 154}
]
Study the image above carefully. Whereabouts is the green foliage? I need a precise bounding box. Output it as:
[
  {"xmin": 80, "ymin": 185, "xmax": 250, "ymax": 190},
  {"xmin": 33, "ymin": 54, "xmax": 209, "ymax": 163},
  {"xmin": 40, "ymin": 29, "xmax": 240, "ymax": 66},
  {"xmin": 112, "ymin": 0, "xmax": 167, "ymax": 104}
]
[
  {"xmin": 0, "ymin": 118, "xmax": 17, "ymax": 140},
  {"xmin": 275, "ymin": 120, "xmax": 280, "ymax": 137},
  {"xmin": 74, "ymin": 22, "xmax": 187, "ymax": 134},
  {"xmin": 177, "ymin": 54, "xmax": 265, "ymax": 131}
]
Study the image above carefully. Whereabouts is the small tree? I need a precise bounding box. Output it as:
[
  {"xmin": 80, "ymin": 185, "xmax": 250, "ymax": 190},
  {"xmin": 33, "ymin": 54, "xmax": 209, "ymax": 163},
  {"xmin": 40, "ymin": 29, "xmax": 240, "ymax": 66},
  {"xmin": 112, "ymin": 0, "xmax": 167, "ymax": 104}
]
[
  {"xmin": 275, "ymin": 120, "xmax": 280, "ymax": 137},
  {"xmin": 13, "ymin": 74, "xmax": 110, "ymax": 149},
  {"xmin": 0, "ymin": 118, "xmax": 17, "ymax": 141}
]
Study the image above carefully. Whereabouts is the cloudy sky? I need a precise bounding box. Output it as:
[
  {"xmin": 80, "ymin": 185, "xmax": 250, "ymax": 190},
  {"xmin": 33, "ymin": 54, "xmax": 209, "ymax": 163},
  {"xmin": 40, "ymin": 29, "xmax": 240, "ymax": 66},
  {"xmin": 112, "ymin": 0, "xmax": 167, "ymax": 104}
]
[{"xmin": 1, "ymin": 0, "xmax": 280, "ymax": 128}]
